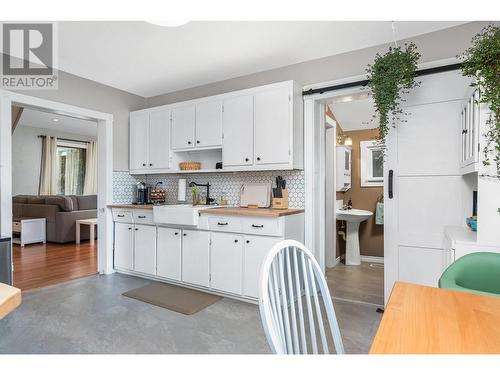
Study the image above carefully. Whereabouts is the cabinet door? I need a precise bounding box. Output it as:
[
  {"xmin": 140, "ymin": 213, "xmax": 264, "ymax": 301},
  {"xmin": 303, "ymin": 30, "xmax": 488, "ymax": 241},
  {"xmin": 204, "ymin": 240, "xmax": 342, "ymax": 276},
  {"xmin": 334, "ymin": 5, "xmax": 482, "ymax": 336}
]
[
  {"xmin": 243, "ymin": 235, "xmax": 282, "ymax": 298},
  {"xmin": 149, "ymin": 109, "xmax": 171, "ymax": 170},
  {"xmin": 157, "ymin": 227, "xmax": 181, "ymax": 281},
  {"xmin": 210, "ymin": 232, "xmax": 243, "ymax": 295},
  {"xmin": 130, "ymin": 111, "xmax": 149, "ymax": 170},
  {"xmin": 254, "ymin": 87, "xmax": 291, "ymax": 165},
  {"xmin": 171, "ymin": 105, "xmax": 195, "ymax": 150},
  {"xmin": 134, "ymin": 224, "xmax": 157, "ymax": 275},
  {"xmin": 222, "ymin": 95, "xmax": 254, "ymax": 167},
  {"xmin": 181, "ymin": 229, "xmax": 210, "ymax": 287},
  {"xmin": 195, "ymin": 100, "xmax": 222, "ymax": 148},
  {"xmin": 114, "ymin": 222, "xmax": 134, "ymax": 270}
]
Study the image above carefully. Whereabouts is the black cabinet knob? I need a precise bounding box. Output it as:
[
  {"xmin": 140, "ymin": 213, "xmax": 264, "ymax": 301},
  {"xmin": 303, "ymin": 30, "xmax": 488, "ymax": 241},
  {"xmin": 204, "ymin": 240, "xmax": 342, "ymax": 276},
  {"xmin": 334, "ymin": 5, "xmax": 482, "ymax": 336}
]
[
  {"xmin": 128, "ymin": 227, "xmax": 132, "ymax": 230},
  {"xmin": 188, "ymin": 141, "xmax": 192, "ymax": 145},
  {"xmin": 196, "ymin": 140, "xmax": 200, "ymax": 144},
  {"xmin": 142, "ymin": 163, "xmax": 146, "ymax": 166},
  {"xmin": 183, "ymin": 233, "xmax": 187, "ymax": 236},
  {"xmin": 245, "ymin": 158, "xmax": 249, "ymax": 162},
  {"xmin": 257, "ymin": 157, "xmax": 261, "ymax": 161},
  {"xmin": 246, "ymin": 240, "xmax": 250, "ymax": 244},
  {"xmin": 135, "ymin": 228, "xmax": 139, "ymax": 231},
  {"xmin": 174, "ymin": 232, "xmax": 178, "ymax": 235},
  {"xmin": 234, "ymin": 239, "xmax": 238, "ymax": 243},
  {"xmin": 149, "ymin": 163, "xmax": 153, "ymax": 166}
]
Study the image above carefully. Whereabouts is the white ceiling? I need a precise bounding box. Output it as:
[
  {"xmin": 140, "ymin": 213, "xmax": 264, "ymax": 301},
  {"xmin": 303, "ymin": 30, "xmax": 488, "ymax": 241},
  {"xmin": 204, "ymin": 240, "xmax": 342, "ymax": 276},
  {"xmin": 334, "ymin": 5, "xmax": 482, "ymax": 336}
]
[
  {"xmin": 57, "ymin": 21, "xmax": 466, "ymax": 97},
  {"xmin": 18, "ymin": 108, "xmax": 97, "ymax": 137},
  {"xmin": 330, "ymin": 94, "xmax": 379, "ymax": 131}
]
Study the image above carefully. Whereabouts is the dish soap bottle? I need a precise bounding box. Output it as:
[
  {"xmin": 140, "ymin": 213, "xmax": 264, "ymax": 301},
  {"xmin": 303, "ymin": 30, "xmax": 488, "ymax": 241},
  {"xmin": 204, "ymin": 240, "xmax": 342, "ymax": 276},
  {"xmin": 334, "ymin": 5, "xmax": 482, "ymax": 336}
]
[{"xmin": 347, "ymin": 198, "xmax": 353, "ymax": 210}]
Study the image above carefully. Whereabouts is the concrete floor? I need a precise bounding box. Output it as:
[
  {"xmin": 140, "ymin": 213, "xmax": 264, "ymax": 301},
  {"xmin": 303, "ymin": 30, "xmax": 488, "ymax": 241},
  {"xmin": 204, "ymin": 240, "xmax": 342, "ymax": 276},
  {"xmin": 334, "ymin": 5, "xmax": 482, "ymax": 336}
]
[
  {"xmin": 0, "ymin": 273, "xmax": 382, "ymax": 354},
  {"xmin": 326, "ymin": 262, "xmax": 384, "ymax": 306}
]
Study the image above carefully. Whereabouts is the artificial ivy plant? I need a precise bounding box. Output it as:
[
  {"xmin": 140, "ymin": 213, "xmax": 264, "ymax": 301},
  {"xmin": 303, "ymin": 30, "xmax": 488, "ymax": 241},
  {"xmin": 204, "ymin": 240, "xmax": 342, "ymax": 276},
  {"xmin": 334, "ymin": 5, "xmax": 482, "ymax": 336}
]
[
  {"xmin": 366, "ymin": 42, "xmax": 421, "ymax": 143},
  {"xmin": 459, "ymin": 24, "xmax": 500, "ymax": 177}
]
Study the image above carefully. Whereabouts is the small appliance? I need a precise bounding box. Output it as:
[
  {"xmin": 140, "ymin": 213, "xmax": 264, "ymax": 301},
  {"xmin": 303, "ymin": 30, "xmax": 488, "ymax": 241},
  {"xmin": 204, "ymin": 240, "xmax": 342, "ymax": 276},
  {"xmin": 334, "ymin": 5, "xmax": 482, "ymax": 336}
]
[{"xmin": 136, "ymin": 182, "xmax": 150, "ymax": 205}]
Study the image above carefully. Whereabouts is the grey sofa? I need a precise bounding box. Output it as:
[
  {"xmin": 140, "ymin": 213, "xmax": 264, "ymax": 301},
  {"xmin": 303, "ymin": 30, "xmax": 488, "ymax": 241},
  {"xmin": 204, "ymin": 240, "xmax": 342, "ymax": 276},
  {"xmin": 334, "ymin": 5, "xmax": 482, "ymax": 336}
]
[{"xmin": 13, "ymin": 195, "xmax": 97, "ymax": 243}]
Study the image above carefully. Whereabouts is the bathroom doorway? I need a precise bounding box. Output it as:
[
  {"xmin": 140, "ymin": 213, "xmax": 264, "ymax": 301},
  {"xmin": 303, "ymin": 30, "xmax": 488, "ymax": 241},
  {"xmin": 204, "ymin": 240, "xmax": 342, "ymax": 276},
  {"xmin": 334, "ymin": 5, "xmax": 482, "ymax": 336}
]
[{"xmin": 324, "ymin": 92, "xmax": 385, "ymax": 307}]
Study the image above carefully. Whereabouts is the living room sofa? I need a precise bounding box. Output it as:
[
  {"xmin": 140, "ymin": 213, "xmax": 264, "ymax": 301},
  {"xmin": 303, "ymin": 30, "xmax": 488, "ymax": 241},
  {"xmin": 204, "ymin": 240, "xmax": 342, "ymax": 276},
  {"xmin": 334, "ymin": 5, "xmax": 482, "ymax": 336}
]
[{"xmin": 12, "ymin": 195, "xmax": 97, "ymax": 243}]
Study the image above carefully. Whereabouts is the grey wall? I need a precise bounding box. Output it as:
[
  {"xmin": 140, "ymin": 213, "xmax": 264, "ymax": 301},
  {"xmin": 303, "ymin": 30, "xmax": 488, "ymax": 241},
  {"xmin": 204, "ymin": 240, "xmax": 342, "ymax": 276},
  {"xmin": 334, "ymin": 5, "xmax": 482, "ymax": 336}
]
[
  {"xmin": 12, "ymin": 125, "xmax": 97, "ymax": 196},
  {"xmin": 147, "ymin": 22, "xmax": 489, "ymax": 107},
  {"xmin": 7, "ymin": 67, "xmax": 148, "ymax": 171}
]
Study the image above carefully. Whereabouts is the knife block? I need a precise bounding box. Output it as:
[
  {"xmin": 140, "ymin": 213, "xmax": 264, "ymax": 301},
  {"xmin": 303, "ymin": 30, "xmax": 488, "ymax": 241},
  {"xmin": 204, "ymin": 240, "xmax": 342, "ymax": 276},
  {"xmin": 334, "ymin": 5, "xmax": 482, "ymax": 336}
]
[{"xmin": 271, "ymin": 189, "xmax": 289, "ymax": 210}]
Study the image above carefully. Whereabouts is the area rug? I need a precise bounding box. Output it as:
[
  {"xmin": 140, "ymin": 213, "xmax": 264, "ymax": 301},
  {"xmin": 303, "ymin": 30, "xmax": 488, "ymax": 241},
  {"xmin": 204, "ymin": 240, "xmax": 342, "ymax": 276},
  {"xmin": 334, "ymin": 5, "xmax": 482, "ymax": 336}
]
[{"xmin": 122, "ymin": 282, "xmax": 222, "ymax": 315}]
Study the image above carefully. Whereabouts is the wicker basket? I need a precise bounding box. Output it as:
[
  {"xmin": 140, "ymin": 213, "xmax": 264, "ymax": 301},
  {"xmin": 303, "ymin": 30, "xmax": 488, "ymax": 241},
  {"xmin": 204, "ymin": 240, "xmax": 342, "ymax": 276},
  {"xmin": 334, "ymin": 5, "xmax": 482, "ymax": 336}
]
[{"xmin": 179, "ymin": 162, "xmax": 201, "ymax": 171}]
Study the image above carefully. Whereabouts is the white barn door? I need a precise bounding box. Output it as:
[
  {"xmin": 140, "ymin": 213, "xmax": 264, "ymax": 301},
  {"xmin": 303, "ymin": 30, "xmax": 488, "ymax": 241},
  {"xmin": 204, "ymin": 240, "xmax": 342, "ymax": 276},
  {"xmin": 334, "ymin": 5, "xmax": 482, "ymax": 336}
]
[{"xmin": 384, "ymin": 71, "xmax": 473, "ymax": 303}]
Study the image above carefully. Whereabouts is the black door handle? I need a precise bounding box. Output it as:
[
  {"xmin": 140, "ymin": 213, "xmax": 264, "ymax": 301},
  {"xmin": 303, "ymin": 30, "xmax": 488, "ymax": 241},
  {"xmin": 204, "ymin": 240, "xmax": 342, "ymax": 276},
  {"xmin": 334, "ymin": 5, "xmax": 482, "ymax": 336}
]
[
  {"xmin": 388, "ymin": 169, "xmax": 393, "ymax": 199},
  {"xmin": 138, "ymin": 215, "xmax": 146, "ymax": 218},
  {"xmin": 217, "ymin": 222, "xmax": 228, "ymax": 226},
  {"xmin": 251, "ymin": 224, "xmax": 264, "ymax": 228}
]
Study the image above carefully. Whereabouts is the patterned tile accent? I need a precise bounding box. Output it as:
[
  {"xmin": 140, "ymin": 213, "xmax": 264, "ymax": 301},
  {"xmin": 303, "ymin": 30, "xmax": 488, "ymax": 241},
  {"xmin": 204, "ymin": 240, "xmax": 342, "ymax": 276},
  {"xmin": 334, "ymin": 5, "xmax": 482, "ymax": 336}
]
[{"xmin": 113, "ymin": 170, "xmax": 305, "ymax": 208}]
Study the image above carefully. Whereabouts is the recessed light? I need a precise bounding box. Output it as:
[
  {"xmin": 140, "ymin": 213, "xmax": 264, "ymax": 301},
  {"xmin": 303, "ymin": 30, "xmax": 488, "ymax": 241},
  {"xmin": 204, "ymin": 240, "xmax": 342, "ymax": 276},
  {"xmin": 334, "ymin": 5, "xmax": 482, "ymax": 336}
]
[{"xmin": 52, "ymin": 118, "xmax": 59, "ymax": 122}]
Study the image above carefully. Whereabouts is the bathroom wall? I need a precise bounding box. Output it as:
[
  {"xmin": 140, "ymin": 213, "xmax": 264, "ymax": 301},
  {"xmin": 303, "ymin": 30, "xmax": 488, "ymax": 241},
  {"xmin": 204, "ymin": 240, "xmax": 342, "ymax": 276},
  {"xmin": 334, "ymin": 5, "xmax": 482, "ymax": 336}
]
[
  {"xmin": 113, "ymin": 170, "xmax": 305, "ymax": 208},
  {"xmin": 336, "ymin": 128, "xmax": 384, "ymax": 259}
]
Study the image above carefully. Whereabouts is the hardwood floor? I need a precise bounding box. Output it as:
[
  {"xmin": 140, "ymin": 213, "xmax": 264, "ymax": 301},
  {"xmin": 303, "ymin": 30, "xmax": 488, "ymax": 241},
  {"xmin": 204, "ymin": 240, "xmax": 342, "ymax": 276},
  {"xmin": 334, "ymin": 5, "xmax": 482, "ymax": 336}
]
[{"xmin": 13, "ymin": 241, "xmax": 97, "ymax": 291}]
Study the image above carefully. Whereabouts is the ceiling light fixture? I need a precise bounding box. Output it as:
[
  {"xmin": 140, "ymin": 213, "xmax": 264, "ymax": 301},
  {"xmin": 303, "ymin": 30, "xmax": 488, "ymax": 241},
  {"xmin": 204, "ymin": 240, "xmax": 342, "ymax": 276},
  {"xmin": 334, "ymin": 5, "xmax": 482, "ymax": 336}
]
[
  {"xmin": 146, "ymin": 21, "xmax": 190, "ymax": 27},
  {"xmin": 52, "ymin": 118, "xmax": 59, "ymax": 122}
]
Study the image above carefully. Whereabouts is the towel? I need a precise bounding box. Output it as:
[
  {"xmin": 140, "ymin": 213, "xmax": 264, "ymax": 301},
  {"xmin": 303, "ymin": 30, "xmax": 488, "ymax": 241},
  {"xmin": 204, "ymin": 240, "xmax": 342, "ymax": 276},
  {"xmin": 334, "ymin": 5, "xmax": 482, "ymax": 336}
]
[{"xmin": 375, "ymin": 202, "xmax": 384, "ymax": 225}]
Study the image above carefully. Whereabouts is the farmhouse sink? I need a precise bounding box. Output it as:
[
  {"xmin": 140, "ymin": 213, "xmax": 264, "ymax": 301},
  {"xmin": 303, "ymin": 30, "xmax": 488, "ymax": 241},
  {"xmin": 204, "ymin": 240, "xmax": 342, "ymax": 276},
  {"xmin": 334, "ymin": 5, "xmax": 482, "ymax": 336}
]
[
  {"xmin": 337, "ymin": 208, "xmax": 373, "ymax": 266},
  {"xmin": 153, "ymin": 204, "xmax": 218, "ymax": 226}
]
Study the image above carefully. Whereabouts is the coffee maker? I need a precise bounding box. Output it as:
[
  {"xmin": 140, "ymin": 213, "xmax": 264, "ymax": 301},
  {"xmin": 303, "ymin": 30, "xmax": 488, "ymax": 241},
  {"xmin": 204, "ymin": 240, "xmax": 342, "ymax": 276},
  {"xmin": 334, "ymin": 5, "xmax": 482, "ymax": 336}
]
[{"xmin": 136, "ymin": 182, "xmax": 150, "ymax": 205}]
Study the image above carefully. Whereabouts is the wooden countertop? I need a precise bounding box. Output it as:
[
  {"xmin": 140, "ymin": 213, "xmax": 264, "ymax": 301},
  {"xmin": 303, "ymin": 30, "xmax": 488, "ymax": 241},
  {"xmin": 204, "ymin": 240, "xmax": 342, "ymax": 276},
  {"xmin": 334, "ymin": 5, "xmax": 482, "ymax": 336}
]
[
  {"xmin": 199, "ymin": 207, "xmax": 305, "ymax": 217},
  {"xmin": 0, "ymin": 283, "xmax": 21, "ymax": 320},
  {"xmin": 108, "ymin": 204, "xmax": 154, "ymax": 209},
  {"xmin": 369, "ymin": 282, "xmax": 500, "ymax": 354}
]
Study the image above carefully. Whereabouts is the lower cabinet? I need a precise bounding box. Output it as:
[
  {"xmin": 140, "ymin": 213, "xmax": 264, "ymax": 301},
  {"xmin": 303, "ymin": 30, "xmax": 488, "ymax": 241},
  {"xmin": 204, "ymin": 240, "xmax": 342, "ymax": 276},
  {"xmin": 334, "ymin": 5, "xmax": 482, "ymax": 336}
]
[
  {"xmin": 157, "ymin": 227, "xmax": 182, "ymax": 281},
  {"xmin": 210, "ymin": 232, "xmax": 243, "ymax": 295},
  {"xmin": 182, "ymin": 229, "xmax": 210, "ymax": 287},
  {"xmin": 243, "ymin": 235, "xmax": 282, "ymax": 298},
  {"xmin": 134, "ymin": 224, "xmax": 157, "ymax": 275},
  {"xmin": 114, "ymin": 222, "xmax": 134, "ymax": 270}
]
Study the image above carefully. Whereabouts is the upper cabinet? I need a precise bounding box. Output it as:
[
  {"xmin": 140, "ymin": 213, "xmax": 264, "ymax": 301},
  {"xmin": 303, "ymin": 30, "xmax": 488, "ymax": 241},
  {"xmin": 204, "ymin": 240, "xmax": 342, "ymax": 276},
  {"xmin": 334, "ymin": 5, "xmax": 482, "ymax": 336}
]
[
  {"xmin": 130, "ymin": 109, "xmax": 171, "ymax": 174},
  {"xmin": 460, "ymin": 89, "xmax": 481, "ymax": 174},
  {"xmin": 129, "ymin": 80, "xmax": 303, "ymax": 174}
]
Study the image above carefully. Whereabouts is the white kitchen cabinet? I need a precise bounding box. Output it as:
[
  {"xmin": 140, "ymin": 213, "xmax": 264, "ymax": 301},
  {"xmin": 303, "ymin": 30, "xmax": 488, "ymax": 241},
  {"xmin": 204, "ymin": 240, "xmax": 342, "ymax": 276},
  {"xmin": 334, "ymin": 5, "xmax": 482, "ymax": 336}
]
[
  {"xmin": 181, "ymin": 229, "xmax": 210, "ymax": 287},
  {"xmin": 243, "ymin": 235, "xmax": 281, "ymax": 298},
  {"xmin": 222, "ymin": 95, "xmax": 254, "ymax": 167},
  {"xmin": 210, "ymin": 232, "xmax": 243, "ymax": 295},
  {"xmin": 254, "ymin": 86, "xmax": 291, "ymax": 166},
  {"xmin": 195, "ymin": 100, "xmax": 223, "ymax": 148},
  {"xmin": 157, "ymin": 227, "xmax": 182, "ymax": 281},
  {"xmin": 130, "ymin": 108, "xmax": 171, "ymax": 174},
  {"xmin": 171, "ymin": 105, "xmax": 195, "ymax": 150},
  {"xmin": 134, "ymin": 224, "xmax": 157, "ymax": 275},
  {"xmin": 129, "ymin": 111, "xmax": 149, "ymax": 170},
  {"xmin": 114, "ymin": 222, "xmax": 134, "ymax": 271},
  {"xmin": 398, "ymin": 246, "xmax": 447, "ymax": 287},
  {"xmin": 460, "ymin": 89, "xmax": 482, "ymax": 174},
  {"xmin": 148, "ymin": 109, "xmax": 171, "ymax": 170}
]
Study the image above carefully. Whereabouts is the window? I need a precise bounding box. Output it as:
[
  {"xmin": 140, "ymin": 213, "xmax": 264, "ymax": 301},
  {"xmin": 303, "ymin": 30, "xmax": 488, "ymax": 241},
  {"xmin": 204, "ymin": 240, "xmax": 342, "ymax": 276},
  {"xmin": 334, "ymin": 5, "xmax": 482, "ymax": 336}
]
[
  {"xmin": 56, "ymin": 140, "xmax": 87, "ymax": 195},
  {"xmin": 360, "ymin": 140, "xmax": 384, "ymax": 187}
]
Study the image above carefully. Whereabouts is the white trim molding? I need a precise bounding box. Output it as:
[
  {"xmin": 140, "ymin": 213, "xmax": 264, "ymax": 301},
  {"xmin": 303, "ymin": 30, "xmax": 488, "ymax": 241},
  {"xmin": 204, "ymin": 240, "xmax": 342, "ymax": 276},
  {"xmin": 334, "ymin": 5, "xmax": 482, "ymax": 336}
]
[{"xmin": 360, "ymin": 255, "xmax": 384, "ymax": 264}]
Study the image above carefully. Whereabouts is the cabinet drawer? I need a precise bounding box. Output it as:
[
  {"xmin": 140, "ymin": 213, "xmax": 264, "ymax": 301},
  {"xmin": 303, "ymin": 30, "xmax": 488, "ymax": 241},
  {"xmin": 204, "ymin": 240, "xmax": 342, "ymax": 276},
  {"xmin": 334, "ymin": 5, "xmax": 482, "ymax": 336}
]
[
  {"xmin": 208, "ymin": 216, "xmax": 242, "ymax": 233},
  {"xmin": 113, "ymin": 210, "xmax": 133, "ymax": 223},
  {"xmin": 12, "ymin": 221, "xmax": 21, "ymax": 232},
  {"xmin": 133, "ymin": 210, "xmax": 154, "ymax": 224},
  {"xmin": 242, "ymin": 217, "xmax": 282, "ymax": 237}
]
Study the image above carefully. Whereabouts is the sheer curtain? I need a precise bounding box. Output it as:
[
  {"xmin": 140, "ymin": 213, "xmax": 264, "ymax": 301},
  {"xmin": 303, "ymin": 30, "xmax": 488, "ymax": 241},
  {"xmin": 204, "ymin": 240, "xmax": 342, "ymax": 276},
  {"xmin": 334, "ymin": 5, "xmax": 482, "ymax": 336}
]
[
  {"xmin": 83, "ymin": 141, "xmax": 97, "ymax": 195},
  {"xmin": 38, "ymin": 136, "xmax": 58, "ymax": 195},
  {"xmin": 64, "ymin": 149, "xmax": 82, "ymax": 195}
]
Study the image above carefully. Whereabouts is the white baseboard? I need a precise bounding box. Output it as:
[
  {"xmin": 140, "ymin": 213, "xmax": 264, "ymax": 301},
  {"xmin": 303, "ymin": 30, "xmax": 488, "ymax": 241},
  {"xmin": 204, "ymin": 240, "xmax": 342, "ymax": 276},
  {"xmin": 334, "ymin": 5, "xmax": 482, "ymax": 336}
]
[{"xmin": 360, "ymin": 255, "xmax": 384, "ymax": 264}]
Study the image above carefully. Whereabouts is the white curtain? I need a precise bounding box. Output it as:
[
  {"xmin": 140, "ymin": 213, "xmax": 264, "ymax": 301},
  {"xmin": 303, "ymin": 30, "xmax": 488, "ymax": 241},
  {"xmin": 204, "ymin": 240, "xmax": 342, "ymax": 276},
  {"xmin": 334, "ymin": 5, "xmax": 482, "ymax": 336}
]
[
  {"xmin": 64, "ymin": 149, "xmax": 82, "ymax": 195},
  {"xmin": 38, "ymin": 136, "xmax": 58, "ymax": 195},
  {"xmin": 83, "ymin": 141, "xmax": 97, "ymax": 195}
]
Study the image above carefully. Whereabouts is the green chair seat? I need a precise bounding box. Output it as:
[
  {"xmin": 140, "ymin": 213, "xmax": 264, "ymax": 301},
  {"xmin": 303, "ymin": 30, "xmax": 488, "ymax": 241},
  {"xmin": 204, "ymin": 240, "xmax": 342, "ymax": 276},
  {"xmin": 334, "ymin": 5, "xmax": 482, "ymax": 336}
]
[{"xmin": 439, "ymin": 252, "xmax": 500, "ymax": 297}]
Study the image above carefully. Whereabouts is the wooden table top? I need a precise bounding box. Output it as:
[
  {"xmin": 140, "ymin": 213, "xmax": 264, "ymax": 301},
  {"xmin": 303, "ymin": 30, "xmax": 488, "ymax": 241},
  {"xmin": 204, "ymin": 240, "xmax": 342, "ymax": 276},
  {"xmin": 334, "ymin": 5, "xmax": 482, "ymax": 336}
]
[
  {"xmin": 370, "ymin": 282, "xmax": 500, "ymax": 354},
  {"xmin": 0, "ymin": 283, "xmax": 21, "ymax": 320}
]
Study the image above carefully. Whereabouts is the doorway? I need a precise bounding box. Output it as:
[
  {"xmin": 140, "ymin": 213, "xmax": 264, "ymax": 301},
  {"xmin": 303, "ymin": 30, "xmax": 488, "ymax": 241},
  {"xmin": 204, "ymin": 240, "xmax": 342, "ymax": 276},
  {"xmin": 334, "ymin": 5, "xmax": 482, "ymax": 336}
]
[{"xmin": 0, "ymin": 90, "xmax": 115, "ymax": 289}]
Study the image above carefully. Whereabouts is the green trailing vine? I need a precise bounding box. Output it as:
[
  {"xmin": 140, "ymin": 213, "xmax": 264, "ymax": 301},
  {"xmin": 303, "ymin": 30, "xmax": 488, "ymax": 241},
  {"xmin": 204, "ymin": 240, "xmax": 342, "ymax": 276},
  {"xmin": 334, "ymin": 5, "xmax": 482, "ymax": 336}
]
[
  {"xmin": 459, "ymin": 24, "xmax": 500, "ymax": 177},
  {"xmin": 366, "ymin": 43, "xmax": 421, "ymax": 144}
]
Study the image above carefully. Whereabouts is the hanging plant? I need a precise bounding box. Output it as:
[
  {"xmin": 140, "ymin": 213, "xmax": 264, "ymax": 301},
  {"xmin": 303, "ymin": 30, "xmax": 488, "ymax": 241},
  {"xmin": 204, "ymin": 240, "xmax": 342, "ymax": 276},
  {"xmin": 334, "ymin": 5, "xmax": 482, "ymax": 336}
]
[
  {"xmin": 459, "ymin": 24, "xmax": 500, "ymax": 177},
  {"xmin": 366, "ymin": 42, "xmax": 421, "ymax": 143}
]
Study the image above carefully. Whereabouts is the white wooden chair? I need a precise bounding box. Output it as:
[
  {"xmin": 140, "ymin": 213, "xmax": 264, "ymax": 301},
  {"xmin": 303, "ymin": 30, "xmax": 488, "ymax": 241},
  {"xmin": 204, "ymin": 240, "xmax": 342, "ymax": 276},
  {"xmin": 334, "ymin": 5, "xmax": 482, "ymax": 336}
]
[{"xmin": 258, "ymin": 240, "xmax": 345, "ymax": 354}]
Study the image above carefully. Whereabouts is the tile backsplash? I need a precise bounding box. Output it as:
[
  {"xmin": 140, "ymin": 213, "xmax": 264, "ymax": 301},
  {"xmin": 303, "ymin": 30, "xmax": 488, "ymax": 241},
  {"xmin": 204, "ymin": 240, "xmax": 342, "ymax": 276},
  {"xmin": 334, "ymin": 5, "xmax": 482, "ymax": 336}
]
[{"xmin": 113, "ymin": 170, "xmax": 305, "ymax": 208}]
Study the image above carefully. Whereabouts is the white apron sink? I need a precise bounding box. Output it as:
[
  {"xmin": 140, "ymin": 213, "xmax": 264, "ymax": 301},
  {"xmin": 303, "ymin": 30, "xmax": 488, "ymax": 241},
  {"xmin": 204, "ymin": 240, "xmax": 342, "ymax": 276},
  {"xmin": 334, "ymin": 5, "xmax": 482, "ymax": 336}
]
[{"xmin": 153, "ymin": 204, "xmax": 217, "ymax": 226}]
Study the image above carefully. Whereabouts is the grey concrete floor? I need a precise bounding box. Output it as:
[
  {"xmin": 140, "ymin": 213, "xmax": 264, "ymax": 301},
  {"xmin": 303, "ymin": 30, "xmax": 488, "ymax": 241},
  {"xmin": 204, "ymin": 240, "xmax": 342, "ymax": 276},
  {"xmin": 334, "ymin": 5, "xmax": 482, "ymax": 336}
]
[{"xmin": 0, "ymin": 273, "xmax": 381, "ymax": 354}]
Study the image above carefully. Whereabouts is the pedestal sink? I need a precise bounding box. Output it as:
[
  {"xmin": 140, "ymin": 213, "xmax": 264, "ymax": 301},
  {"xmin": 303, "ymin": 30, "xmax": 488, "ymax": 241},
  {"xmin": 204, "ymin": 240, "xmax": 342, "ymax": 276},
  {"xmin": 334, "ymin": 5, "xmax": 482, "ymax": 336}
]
[{"xmin": 337, "ymin": 209, "xmax": 373, "ymax": 266}]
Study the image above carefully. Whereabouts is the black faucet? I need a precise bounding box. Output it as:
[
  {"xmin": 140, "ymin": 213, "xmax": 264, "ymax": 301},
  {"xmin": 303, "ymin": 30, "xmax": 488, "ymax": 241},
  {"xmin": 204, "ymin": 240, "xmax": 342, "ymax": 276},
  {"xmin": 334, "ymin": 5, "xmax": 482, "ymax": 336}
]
[{"xmin": 189, "ymin": 181, "xmax": 214, "ymax": 205}]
